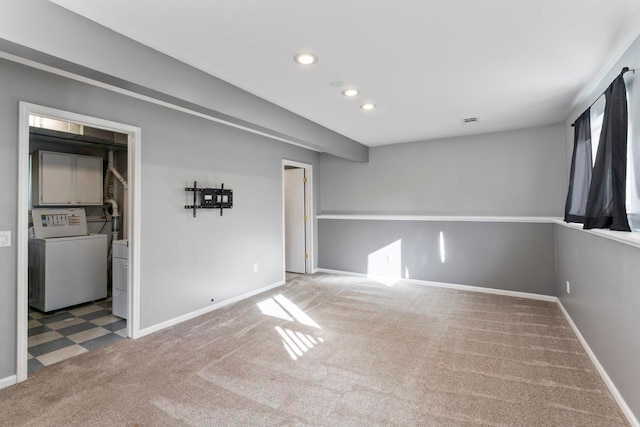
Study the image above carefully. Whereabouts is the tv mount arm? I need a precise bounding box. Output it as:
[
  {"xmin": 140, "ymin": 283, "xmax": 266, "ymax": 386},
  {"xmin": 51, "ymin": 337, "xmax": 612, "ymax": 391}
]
[{"xmin": 185, "ymin": 181, "xmax": 233, "ymax": 217}]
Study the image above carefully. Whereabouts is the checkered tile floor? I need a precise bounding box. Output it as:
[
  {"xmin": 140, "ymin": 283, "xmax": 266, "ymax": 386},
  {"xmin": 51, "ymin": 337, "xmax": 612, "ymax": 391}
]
[{"xmin": 28, "ymin": 298, "xmax": 126, "ymax": 373}]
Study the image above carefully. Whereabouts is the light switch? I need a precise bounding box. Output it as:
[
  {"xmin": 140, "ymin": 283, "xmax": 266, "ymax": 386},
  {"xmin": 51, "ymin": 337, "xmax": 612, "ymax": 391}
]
[{"xmin": 0, "ymin": 231, "xmax": 11, "ymax": 247}]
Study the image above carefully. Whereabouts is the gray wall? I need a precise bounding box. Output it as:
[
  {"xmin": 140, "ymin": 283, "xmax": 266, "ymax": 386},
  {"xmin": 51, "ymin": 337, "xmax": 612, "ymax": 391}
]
[
  {"xmin": 319, "ymin": 219, "xmax": 556, "ymax": 295},
  {"xmin": 321, "ymin": 124, "xmax": 567, "ymax": 216},
  {"xmin": 556, "ymin": 32, "xmax": 640, "ymax": 419},
  {"xmin": 0, "ymin": 57, "xmax": 320, "ymax": 379},
  {"xmin": 0, "ymin": 0, "xmax": 368, "ymax": 162},
  {"xmin": 555, "ymin": 226, "xmax": 640, "ymax": 417}
]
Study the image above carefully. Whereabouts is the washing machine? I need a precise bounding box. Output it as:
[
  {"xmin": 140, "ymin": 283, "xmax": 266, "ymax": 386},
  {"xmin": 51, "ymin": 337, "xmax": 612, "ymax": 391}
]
[{"xmin": 29, "ymin": 208, "xmax": 107, "ymax": 312}]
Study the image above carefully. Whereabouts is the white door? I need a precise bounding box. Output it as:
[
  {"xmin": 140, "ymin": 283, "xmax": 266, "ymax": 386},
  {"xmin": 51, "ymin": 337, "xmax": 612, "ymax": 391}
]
[{"xmin": 285, "ymin": 168, "xmax": 306, "ymax": 273}]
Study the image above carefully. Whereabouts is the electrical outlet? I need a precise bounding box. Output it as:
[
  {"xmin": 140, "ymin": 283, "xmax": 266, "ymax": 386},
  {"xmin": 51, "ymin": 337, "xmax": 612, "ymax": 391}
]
[
  {"xmin": 566, "ymin": 281, "xmax": 571, "ymax": 294},
  {"xmin": 253, "ymin": 263, "xmax": 259, "ymax": 273},
  {"xmin": 0, "ymin": 231, "xmax": 11, "ymax": 248}
]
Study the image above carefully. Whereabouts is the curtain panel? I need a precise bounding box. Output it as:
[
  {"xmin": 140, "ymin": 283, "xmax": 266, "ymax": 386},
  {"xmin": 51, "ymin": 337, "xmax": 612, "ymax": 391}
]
[
  {"xmin": 564, "ymin": 110, "xmax": 592, "ymax": 223},
  {"xmin": 583, "ymin": 74, "xmax": 631, "ymax": 232}
]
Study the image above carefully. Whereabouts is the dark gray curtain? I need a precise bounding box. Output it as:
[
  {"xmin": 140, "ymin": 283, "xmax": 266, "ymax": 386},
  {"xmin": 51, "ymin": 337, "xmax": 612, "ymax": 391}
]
[
  {"xmin": 583, "ymin": 74, "xmax": 631, "ymax": 231},
  {"xmin": 564, "ymin": 110, "xmax": 592, "ymax": 223}
]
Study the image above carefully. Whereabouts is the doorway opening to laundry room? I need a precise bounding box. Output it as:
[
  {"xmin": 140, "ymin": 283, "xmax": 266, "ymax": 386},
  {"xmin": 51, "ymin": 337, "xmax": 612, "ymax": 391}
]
[
  {"xmin": 282, "ymin": 160, "xmax": 314, "ymax": 282},
  {"xmin": 17, "ymin": 103, "xmax": 141, "ymax": 382}
]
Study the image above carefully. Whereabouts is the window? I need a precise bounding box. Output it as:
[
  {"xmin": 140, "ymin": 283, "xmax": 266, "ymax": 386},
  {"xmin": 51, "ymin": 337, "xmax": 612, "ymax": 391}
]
[
  {"xmin": 589, "ymin": 89, "xmax": 639, "ymax": 231},
  {"xmin": 589, "ymin": 97, "xmax": 605, "ymax": 167}
]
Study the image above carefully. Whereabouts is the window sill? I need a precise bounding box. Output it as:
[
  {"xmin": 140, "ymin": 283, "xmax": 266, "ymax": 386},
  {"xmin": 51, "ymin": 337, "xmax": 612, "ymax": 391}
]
[{"xmin": 552, "ymin": 220, "xmax": 640, "ymax": 250}]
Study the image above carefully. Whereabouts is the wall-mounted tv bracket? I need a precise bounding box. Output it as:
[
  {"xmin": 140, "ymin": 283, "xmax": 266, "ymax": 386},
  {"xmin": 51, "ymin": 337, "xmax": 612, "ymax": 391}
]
[{"xmin": 185, "ymin": 181, "xmax": 233, "ymax": 217}]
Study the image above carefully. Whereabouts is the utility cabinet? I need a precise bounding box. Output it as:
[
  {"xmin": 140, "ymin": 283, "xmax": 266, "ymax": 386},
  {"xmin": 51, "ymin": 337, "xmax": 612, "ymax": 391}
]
[
  {"xmin": 112, "ymin": 239, "xmax": 128, "ymax": 319},
  {"xmin": 32, "ymin": 151, "xmax": 103, "ymax": 206}
]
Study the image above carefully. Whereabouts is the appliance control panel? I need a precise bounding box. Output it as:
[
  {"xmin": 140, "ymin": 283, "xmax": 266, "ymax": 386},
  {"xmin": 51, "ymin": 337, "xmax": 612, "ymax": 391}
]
[{"xmin": 32, "ymin": 208, "xmax": 88, "ymax": 239}]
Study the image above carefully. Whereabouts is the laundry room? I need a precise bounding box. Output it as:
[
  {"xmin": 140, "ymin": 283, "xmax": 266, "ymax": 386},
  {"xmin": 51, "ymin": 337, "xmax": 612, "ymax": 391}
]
[{"xmin": 27, "ymin": 114, "xmax": 130, "ymax": 373}]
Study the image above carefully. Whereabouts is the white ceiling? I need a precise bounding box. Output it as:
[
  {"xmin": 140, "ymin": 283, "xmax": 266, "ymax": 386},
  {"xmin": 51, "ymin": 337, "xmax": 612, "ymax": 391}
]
[{"xmin": 50, "ymin": 0, "xmax": 640, "ymax": 146}]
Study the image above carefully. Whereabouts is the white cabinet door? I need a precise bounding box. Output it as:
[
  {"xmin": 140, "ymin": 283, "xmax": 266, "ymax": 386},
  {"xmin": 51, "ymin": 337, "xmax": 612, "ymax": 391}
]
[
  {"xmin": 35, "ymin": 151, "xmax": 104, "ymax": 206},
  {"xmin": 40, "ymin": 152, "xmax": 74, "ymax": 205},
  {"xmin": 75, "ymin": 155, "xmax": 103, "ymax": 205}
]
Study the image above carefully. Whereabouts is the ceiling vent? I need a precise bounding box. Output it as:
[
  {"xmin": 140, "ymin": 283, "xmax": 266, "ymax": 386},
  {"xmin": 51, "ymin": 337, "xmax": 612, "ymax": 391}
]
[{"xmin": 461, "ymin": 116, "xmax": 480, "ymax": 124}]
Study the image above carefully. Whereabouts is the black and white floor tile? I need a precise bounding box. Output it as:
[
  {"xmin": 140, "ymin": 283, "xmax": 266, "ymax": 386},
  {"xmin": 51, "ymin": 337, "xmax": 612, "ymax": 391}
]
[{"xmin": 27, "ymin": 298, "xmax": 126, "ymax": 373}]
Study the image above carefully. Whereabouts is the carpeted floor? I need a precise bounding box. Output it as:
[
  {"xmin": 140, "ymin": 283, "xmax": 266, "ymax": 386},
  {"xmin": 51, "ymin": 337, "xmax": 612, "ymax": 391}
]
[{"xmin": 0, "ymin": 273, "xmax": 628, "ymax": 426}]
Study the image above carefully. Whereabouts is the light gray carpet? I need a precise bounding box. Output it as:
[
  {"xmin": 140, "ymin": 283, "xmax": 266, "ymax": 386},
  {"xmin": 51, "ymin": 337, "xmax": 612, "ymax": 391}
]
[
  {"xmin": 285, "ymin": 272, "xmax": 302, "ymax": 281},
  {"xmin": 0, "ymin": 274, "xmax": 628, "ymax": 426}
]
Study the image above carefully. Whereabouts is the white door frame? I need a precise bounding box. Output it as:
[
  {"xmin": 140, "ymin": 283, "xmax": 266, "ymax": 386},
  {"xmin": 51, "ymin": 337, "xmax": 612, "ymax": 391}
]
[
  {"xmin": 17, "ymin": 102, "xmax": 143, "ymax": 382},
  {"xmin": 281, "ymin": 159, "xmax": 314, "ymax": 279}
]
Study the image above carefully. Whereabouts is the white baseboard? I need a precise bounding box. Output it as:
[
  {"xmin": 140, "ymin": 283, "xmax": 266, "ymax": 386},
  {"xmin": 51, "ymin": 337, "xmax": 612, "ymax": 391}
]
[
  {"xmin": 138, "ymin": 280, "xmax": 286, "ymax": 338},
  {"xmin": 316, "ymin": 268, "xmax": 367, "ymax": 278},
  {"xmin": 314, "ymin": 268, "xmax": 558, "ymax": 302},
  {"xmin": 557, "ymin": 301, "xmax": 639, "ymax": 427},
  {"xmin": 405, "ymin": 278, "xmax": 558, "ymax": 302},
  {"xmin": 0, "ymin": 375, "xmax": 17, "ymax": 390}
]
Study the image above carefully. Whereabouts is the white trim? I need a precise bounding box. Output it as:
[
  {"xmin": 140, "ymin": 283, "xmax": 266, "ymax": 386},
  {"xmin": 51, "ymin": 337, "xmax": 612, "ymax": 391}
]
[
  {"xmin": 404, "ymin": 279, "xmax": 558, "ymax": 302},
  {"xmin": 282, "ymin": 160, "xmax": 315, "ymax": 280},
  {"xmin": 127, "ymin": 128, "xmax": 143, "ymax": 339},
  {"xmin": 553, "ymin": 220, "xmax": 640, "ymax": 250},
  {"xmin": 315, "ymin": 268, "xmax": 368, "ymax": 278},
  {"xmin": 314, "ymin": 269, "xmax": 558, "ymax": 302},
  {"xmin": 557, "ymin": 300, "xmax": 639, "ymax": 427},
  {"xmin": 137, "ymin": 280, "xmax": 285, "ymax": 338},
  {"xmin": 0, "ymin": 51, "xmax": 318, "ymax": 154},
  {"xmin": 0, "ymin": 375, "xmax": 17, "ymax": 390},
  {"xmin": 16, "ymin": 103, "xmax": 143, "ymax": 381},
  {"xmin": 16, "ymin": 104, "xmax": 30, "ymax": 383},
  {"xmin": 317, "ymin": 214, "xmax": 560, "ymax": 223}
]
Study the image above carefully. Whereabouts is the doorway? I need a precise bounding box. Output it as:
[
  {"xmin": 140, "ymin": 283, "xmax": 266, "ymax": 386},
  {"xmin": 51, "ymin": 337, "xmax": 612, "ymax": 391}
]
[
  {"xmin": 282, "ymin": 160, "xmax": 314, "ymax": 280},
  {"xmin": 17, "ymin": 103, "xmax": 142, "ymax": 382}
]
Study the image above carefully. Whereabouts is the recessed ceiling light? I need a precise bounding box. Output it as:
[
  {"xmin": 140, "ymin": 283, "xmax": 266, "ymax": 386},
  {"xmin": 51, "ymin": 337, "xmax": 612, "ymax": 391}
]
[
  {"xmin": 342, "ymin": 89, "xmax": 359, "ymax": 97},
  {"xmin": 294, "ymin": 52, "xmax": 318, "ymax": 65},
  {"xmin": 360, "ymin": 103, "xmax": 376, "ymax": 110}
]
